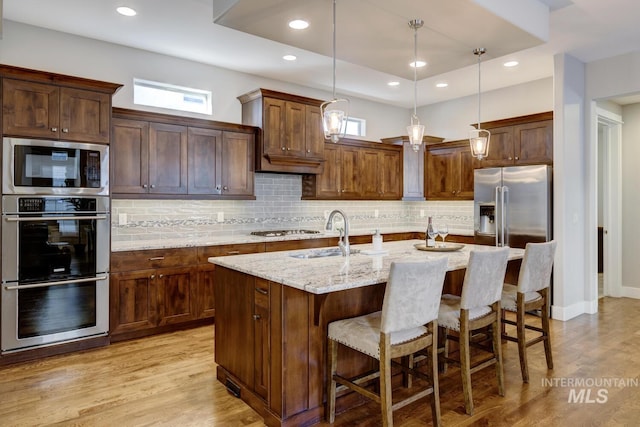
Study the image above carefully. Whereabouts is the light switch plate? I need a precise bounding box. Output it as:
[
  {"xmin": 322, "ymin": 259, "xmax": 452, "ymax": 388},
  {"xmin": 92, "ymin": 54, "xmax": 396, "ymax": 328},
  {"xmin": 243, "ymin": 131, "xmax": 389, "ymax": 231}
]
[
  {"xmin": 217, "ymin": 212, "xmax": 225, "ymax": 222},
  {"xmin": 118, "ymin": 213, "xmax": 127, "ymax": 225}
]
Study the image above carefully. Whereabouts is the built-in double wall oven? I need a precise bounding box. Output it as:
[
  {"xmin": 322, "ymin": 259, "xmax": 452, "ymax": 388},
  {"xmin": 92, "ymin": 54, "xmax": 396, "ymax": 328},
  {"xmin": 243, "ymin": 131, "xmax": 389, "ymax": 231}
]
[{"xmin": 1, "ymin": 138, "xmax": 110, "ymax": 353}]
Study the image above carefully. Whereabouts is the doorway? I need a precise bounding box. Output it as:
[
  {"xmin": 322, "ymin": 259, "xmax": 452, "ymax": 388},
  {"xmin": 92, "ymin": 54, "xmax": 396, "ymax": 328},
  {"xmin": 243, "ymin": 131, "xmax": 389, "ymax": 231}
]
[{"xmin": 596, "ymin": 108, "xmax": 622, "ymax": 298}]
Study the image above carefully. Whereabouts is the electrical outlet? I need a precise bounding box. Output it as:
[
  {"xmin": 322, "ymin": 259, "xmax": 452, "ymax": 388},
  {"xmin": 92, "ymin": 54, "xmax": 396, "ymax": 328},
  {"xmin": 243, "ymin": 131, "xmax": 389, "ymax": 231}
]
[
  {"xmin": 217, "ymin": 212, "xmax": 225, "ymax": 223},
  {"xmin": 374, "ymin": 209, "xmax": 379, "ymax": 218},
  {"xmin": 118, "ymin": 213, "xmax": 127, "ymax": 225},
  {"xmin": 420, "ymin": 209, "xmax": 425, "ymax": 218}
]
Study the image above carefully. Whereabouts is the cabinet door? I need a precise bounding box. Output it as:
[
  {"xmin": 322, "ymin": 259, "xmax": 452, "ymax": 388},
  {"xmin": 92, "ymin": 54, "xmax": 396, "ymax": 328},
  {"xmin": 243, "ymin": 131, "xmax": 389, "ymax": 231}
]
[
  {"xmin": 315, "ymin": 144, "xmax": 341, "ymax": 198},
  {"xmin": 284, "ymin": 101, "xmax": 306, "ymax": 157},
  {"xmin": 514, "ymin": 120, "xmax": 553, "ymax": 164},
  {"xmin": 2, "ymin": 78, "xmax": 60, "ymax": 138},
  {"xmin": 426, "ymin": 147, "xmax": 458, "ymax": 199},
  {"xmin": 253, "ymin": 279, "xmax": 270, "ymax": 400},
  {"xmin": 220, "ymin": 131, "xmax": 254, "ymax": 196},
  {"xmin": 187, "ymin": 127, "xmax": 221, "ymax": 195},
  {"xmin": 380, "ymin": 149, "xmax": 402, "ymax": 200},
  {"xmin": 110, "ymin": 269, "xmax": 158, "ymax": 335},
  {"xmin": 197, "ymin": 264, "xmax": 216, "ymax": 319},
  {"xmin": 360, "ymin": 149, "xmax": 382, "ymax": 199},
  {"xmin": 403, "ymin": 142, "xmax": 425, "ymax": 200},
  {"xmin": 457, "ymin": 147, "xmax": 475, "ymax": 199},
  {"xmin": 476, "ymin": 125, "xmax": 514, "ymax": 168},
  {"xmin": 59, "ymin": 87, "xmax": 111, "ymax": 143},
  {"xmin": 148, "ymin": 122, "xmax": 188, "ymax": 194},
  {"xmin": 340, "ymin": 146, "xmax": 361, "ymax": 198},
  {"xmin": 157, "ymin": 266, "xmax": 196, "ymax": 326},
  {"xmin": 111, "ymin": 118, "xmax": 150, "ymax": 194},
  {"xmin": 305, "ymin": 104, "xmax": 325, "ymax": 159},
  {"xmin": 263, "ymin": 97, "xmax": 286, "ymax": 156}
]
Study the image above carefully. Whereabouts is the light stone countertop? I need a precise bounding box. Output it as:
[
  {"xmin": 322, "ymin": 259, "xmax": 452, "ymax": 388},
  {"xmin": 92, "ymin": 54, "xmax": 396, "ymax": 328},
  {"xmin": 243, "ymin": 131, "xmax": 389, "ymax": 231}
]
[
  {"xmin": 111, "ymin": 227, "xmax": 473, "ymax": 252},
  {"xmin": 209, "ymin": 239, "xmax": 524, "ymax": 295}
]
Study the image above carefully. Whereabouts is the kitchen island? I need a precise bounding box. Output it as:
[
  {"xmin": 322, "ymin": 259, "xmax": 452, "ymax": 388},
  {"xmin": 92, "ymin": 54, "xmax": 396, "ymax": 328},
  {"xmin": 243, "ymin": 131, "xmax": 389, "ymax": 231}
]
[{"xmin": 210, "ymin": 240, "xmax": 524, "ymax": 427}]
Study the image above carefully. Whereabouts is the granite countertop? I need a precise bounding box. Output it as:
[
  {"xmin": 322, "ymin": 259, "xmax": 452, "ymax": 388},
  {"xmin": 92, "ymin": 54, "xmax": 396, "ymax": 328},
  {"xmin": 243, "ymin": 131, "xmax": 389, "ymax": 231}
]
[
  {"xmin": 209, "ymin": 239, "xmax": 524, "ymax": 295},
  {"xmin": 111, "ymin": 227, "xmax": 473, "ymax": 252}
]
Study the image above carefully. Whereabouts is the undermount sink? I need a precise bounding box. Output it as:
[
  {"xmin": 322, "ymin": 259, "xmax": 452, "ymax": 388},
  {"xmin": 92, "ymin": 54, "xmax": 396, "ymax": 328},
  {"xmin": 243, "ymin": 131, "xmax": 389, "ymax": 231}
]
[{"xmin": 289, "ymin": 247, "xmax": 360, "ymax": 259}]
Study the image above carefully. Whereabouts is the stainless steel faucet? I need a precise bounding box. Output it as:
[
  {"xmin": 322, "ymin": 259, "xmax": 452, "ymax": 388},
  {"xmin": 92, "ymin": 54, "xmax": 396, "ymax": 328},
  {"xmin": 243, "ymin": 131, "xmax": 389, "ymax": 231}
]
[{"xmin": 325, "ymin": 209, "xmax": 350, "ymax": 256}]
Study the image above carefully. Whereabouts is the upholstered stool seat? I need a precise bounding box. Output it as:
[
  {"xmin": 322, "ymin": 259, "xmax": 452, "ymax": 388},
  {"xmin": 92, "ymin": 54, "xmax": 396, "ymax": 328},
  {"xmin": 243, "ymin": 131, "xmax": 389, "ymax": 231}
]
[
  {"xmin": 326, "ymin": 258, "xmax": 448, "ymax": 427},
  {"xmin": 501, "ymin": 283, "xmax": 542, "ymax": 311}
]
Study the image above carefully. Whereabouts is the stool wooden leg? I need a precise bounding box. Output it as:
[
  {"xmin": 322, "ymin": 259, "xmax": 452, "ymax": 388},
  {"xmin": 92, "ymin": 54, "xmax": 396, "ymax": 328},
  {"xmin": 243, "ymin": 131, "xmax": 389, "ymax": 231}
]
[
  {"xmin": 380, "ymin": 335, "xmax": 393, "ymax": 427},
  {"xmin": 429, "ymin": 326, "xmax": 442, "ymax": 427},
  {"xmin": 459, "ymin": 311, "xmax": 473, "ymax": 415},
  {"xmin": 327, "ymin": 338, "xmax": 338, "ymax": 423},
  {"xmin": 516, "ymin": 295, "xmax": 529, "ymax": 383},
  {"xmin": 541, "ymin": 288, "xmax": 554, "ymax": 370},
  {"xmin": 493, "ymin": 303, "xmax": 505, "ymax": 396}
]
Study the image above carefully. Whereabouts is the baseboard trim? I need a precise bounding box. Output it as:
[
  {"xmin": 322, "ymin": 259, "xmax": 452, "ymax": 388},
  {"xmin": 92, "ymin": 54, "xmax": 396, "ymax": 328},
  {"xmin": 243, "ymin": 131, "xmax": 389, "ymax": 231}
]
[
  {"xmin": 621, "ymin": 286, "xmax": 640, "ymax": 299},
  {"xmin": 551, "ymin": 300, "xmax": 597, "ymax": 321}
]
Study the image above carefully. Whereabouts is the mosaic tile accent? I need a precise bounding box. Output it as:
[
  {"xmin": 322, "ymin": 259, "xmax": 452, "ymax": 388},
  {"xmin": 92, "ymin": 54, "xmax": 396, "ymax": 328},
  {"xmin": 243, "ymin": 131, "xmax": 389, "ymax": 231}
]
[{"xmin": 111, "ymin": 173, "xmax": 474, "ymax": 242}]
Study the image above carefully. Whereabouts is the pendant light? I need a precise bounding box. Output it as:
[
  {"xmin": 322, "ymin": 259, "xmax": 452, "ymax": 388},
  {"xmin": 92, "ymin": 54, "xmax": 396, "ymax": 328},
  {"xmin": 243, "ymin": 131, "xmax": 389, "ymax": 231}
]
[
  {"xmin": 407, "ymin": 19, "xmax": 425, "ymax": 152},
  {"xmin": 321, "ymin": 0, "xmax": 349, "ymax": 143},
  {"xmin": 469, "ymin": 48, "xmax": 490, "ymax": 159}
]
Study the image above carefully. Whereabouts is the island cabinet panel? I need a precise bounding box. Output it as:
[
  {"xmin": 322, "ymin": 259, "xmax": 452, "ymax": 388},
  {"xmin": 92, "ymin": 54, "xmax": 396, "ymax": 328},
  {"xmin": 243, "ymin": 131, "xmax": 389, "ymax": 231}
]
[
  {"xmin": 238, "ymin": 88, "xmax": 325, "ymax": 174},
  {"xmin": 473, "ymin": 111, "xmax": 553, "ymax": 168},
  {"xmin": 111, "ymin": 107, "xmax": 256, "ymax": 199},
  {"xmin": 1, "ymin": 67, "xmax": 120, "ymax": 143},
  {"xmin": 110, "ymin": 247, "xmax": 203, "ymax": 342}
]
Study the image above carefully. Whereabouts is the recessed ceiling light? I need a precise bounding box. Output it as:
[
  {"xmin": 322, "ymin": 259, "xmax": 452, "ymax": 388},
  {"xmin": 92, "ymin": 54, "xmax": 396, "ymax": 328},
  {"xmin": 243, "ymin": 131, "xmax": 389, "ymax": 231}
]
[
  {"xmin": 288, "ymin": 19, "xmax": 309, "ymax": 30},
  {"xmin": 388, "ymin": 81, "xmax": 400, "ymax": 87},
  {"xmin": 283, "ymin": 55, "xmax": 297, "ymax": 61},
  {"xmin": 436, "ymin": 82, "xmax": 448, "ymax": 88},
  {"xmin": 410, "ymin": 60, "xmax": 427, "ymax": 68},
  {"xmin": 116, "ymin": 6, "xmax": 137, "ymax": 17},
  {"xmin": 504, "ymin": 60, "xmax": 519, "ymax": 67}
]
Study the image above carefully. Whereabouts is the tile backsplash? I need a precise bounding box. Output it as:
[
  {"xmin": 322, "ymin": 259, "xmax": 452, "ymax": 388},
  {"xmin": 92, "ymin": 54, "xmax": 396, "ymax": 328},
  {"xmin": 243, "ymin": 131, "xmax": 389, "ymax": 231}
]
[{"xmin": 111, "ymin": 173, "xmax": 474, "ymax": 242}]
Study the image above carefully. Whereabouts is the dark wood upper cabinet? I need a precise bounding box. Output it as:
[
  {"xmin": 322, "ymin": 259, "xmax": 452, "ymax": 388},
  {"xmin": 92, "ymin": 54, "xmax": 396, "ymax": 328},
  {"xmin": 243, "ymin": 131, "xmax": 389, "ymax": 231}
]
[
  {"xmin": 111, "ymin": 108, "xmax": 256, "ymax": 199},
  {"xmin": 425, "ymin": 140, "xmax": 474, "ymax": 200},
  {"xmin": 1, "ymin": 65, "xmax": 121, "ymax": 143},
  {"xmin": 302, "ymin": 138, "xmax": 402, "ymax": 200},
  {"xmin": 473, "ymin": 111, "xmax": 553, "ymax": 168},
  {"xmin": 238, "ymin": 88, "xmax": 326, "ymax": 174}
]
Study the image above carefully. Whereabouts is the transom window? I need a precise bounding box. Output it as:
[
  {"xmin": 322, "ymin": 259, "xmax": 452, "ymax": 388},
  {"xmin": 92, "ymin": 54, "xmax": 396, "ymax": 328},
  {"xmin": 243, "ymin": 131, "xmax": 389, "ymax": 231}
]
[{"xmin": 133, "ymin": 78, "xmax": 212, "ymax": 115}]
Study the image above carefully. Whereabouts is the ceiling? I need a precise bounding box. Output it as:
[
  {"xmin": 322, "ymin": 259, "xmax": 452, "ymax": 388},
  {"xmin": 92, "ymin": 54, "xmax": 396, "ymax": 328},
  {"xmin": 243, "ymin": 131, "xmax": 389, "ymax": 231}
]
[{"xmin": 3, "ymin": 0, "xmax": 640, "ymax": 108}]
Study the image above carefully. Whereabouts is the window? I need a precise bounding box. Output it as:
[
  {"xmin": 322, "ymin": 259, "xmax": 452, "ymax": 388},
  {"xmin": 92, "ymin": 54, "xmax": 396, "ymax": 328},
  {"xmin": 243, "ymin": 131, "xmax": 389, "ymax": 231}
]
[
  {"xmin": 344, "ymin": 116, "xmax": 366, "ymax": 137},
  {"xmin": 133, "ymin": 78, "xmax": 212, "ymax": 115}
]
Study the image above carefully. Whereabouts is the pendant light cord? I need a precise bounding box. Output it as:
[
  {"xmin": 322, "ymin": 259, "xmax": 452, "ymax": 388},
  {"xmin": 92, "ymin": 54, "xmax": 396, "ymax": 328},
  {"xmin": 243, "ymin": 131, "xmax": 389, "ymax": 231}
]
[
  {"xmin": 413, "ymin": 23, "xmax": 418, "ymax": 117},
  {"xmin": 475, "ymin": 48, "xmax": 485, "ymax": 129},
  {"xmin": 331, "ymin": 0, "xmax": 337, "ymax": 100}
]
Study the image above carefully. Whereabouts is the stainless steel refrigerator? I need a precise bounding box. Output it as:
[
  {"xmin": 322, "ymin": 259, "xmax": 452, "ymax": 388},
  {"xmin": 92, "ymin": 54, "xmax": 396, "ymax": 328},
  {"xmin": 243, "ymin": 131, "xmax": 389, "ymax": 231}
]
[{"xmin": 474, "ymin": 165, "xmax": 552, "ymax": 248}]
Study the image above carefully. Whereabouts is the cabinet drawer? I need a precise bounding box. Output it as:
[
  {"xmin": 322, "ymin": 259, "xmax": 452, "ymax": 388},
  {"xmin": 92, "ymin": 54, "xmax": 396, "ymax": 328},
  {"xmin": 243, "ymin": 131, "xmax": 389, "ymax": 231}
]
[
  {"xmin": 111, "ymin": 247, "xmax": 198, "ymax": 272},
  {"xmin": 198, "ymin": 243, "xmax": 265, "ymax": 262}
]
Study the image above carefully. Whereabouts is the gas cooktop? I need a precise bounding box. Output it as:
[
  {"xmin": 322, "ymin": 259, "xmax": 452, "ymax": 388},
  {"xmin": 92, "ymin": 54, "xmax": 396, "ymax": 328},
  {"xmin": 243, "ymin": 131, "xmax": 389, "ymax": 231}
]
[{"xmin": 250, "ymin": 229, "xmax": 321, "ymax": 237}]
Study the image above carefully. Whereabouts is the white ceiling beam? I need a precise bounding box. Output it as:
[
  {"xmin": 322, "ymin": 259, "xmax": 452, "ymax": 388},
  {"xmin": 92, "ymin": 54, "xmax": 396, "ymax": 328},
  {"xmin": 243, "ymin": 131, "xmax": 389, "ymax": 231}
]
[{"xmin": 473, "ymin": 0, "xmax": 550, "ymax": 41}]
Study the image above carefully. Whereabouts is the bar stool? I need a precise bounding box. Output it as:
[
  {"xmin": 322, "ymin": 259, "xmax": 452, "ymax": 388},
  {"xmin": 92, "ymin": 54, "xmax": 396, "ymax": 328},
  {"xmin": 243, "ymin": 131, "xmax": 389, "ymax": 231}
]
[
  {"xmin": 501, "ymin": 240, "xmax": 557, "ymax": 383},
  {"xmin": 326, "ymin": 258, "xmax": 448, "ymax": 427},
  {"xmin": 438, "ymin": 247, "xmax": 510, "ymax": 415}
]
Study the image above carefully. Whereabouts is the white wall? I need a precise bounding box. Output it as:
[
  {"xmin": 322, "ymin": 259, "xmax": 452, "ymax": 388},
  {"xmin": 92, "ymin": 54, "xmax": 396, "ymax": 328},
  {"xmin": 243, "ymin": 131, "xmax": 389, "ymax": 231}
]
[
  {"xmin": 420, "ymin": 77, "xmax": 553, "ymax": 141},
  {"xmin": 621, "ymin": 103, "xmax": 640, "ymax": 288},
  {"xmin": 0, "ymin": 20, "xmax": 407, "ymax": 142}
]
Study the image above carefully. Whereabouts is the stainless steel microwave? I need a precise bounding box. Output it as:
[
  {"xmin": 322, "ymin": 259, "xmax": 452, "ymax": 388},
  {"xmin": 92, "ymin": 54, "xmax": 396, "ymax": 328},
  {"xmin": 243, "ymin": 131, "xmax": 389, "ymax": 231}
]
[{"xmin": 2, "ymin": 138, "xmax": 109, "ymax": 196}]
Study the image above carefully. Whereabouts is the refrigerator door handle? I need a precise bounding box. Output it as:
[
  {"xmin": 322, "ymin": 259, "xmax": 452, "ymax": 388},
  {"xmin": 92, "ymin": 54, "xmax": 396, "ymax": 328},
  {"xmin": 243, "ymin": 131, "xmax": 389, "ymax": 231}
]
[
  {"xmin": 502, "ymin": 186, "xmax": 509, "ymax": 247},
  {"xmin": 495, "ymin": 186, "xmax": 501, "ymax": 246}
]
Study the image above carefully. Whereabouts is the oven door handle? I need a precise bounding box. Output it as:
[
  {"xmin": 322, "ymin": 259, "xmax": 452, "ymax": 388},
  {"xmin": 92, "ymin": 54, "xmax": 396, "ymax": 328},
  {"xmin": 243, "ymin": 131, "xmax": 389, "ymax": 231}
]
[
  {"xmin": 5, "ymin": 214, "xmax": 109, "ymax": 222},
  {"xmin": 4, "ymin": 275, "xmax": 109, "ymax": 290}
]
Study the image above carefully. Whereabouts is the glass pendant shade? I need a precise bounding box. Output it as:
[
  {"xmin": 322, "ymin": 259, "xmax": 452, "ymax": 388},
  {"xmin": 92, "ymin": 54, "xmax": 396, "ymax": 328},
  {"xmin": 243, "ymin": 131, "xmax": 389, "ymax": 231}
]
[
  {"xmin": 321, "ymin": 98, "xmax": 348, "ymax": 143},
  {"xmin": 407, "ymin": 114, "xmax": 425, "ymax": 152},
  {"xmin": 469, "ymin": 128, "xmax": 490, "ymax": 159}
]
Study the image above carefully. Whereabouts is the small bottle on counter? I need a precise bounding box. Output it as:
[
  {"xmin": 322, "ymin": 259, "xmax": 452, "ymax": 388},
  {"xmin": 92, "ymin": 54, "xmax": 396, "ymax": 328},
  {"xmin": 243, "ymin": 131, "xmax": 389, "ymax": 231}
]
[
  {"xmin": 426, "ymin": 216, "xmax": 436, "ymax": 247},
  {"xmin": 372, "ymin": 229, "xmax": 383, "ymax": 251}
]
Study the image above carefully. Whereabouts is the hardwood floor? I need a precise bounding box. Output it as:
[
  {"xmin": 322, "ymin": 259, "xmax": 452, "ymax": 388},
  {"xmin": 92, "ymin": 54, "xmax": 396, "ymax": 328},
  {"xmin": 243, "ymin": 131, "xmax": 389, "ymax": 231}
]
[{"xmin": 1, "ymin": 297, "xmax": 639, "ymax": 426}]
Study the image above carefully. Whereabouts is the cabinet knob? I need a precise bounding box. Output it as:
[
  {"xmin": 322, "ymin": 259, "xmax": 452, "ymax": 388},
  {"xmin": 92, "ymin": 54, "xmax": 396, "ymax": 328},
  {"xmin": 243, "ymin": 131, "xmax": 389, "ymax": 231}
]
[
  {"xmin": 282, "ymin": 147, "xmax": 286, "ymax": 151},
  {"xmin": 142, "ymin": 184, "xmax": 148, "ymax": 189},
  {"xmin": 341, "ymin": 189, "xmax": 346, "ymax": 193},
  {"xmin": 515, "ymin": 156, "xmax": 519, "ymax": 160},
  {"xmin": 62, "ymin": 128, "xmax": 69, "ymax": 133},
  {"xmin": 51, "ymin": 127, "xmax": 58, "ymax": 132},
  {"xmin": 286, "ymin": 147, "xmax": 290, "ymax": 151},
  {"xmin": 253, "ymin": 314, "xmax": 261, "ymax": 320},
  {"xmin": 150, "ymin": 274, "xmax": 155, "ymax": 279},
  {"xmin": 508, "ymin": 157, "xmax": 513, "ymax": 160},
  {"xmin": 223, "ymin": 186, "xmax": 228, "ymax": 191},
  {"xmin": 307, "ymin": 149, "xmax": 311, "ymax": 153},
  {"xmin": 150, "ymin": 184, "xmax": 156, "ymax": 189},
  {"xmin": 159, "ymin": 274, "xmax": 164, "ymax": 278}
]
